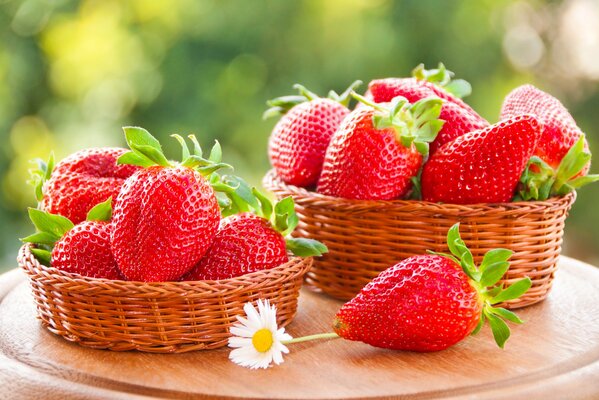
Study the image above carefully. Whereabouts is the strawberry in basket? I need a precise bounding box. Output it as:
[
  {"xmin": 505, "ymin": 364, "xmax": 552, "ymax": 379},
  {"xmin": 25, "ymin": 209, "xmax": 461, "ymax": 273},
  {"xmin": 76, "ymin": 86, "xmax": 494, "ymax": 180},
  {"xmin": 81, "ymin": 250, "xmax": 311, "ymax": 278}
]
[
  {"xmin": 30, "ymin": 148, "xmax": 141, "ymax": 224},
  {"xmin": 332, "ymin": 223, "xmax": 531, "ymax": 351},
  {"xmin": 501, "ymin": 85, "xmax": 599, "ymax": 200},
  {"xmin": 421, "ymin": 114, "xmax": 542, "ymax": 204},
  {"xmin": 266, "ymin": 81, "xmax": 361, "ymax": 188},
  {"xmin": 183, "ymin": 182, "xmax": 326, "ymax": 281},
  {"xmin": 366, "ymin": 63, "xmax": 489, "ymax": 153},
  {"xmin": 317, "ymin": 93, "xmax": 444, "ymax": 200},
  {"xmin": 22, "ymin": 198, "xmax": 122, "ymax": 280}
]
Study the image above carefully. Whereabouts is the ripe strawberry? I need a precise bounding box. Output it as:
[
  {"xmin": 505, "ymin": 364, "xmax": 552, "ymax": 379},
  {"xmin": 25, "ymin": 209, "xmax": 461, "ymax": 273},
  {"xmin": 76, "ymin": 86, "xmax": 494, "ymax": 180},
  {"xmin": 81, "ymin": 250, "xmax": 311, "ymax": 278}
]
[
  {"xmin": 317, "ymin": 94, "xmax": 444, "ymax": 200},
  {"xmin": 266, "ymin": 82, "xmax": 360, "ymax": 187},
  {"xmin": 183, "ymin": 185, "xmax": 327, "ymax": 281},
  {"xmin": 421, "ymin": 115, "xmax": 542, "ymax": 204},
  {"xmin": 22, "ymin": 198, "xmax": 123, "ymax": 280},
  {"xmin": 367, "ymin": 64, "xmax": 488, "ymax": 154},
  {"xmin": 333, "ymin": 224, "xmax": 531, "ymax": 351},
  {"xmin": 32, "ymin": 148, "xmax": 140, "ymax": 224},
  {"xmin": 109, "ymin": 127, "xmax": 236, "ymax": 282},
  {"xmin": 500, "ymin": 85, "xmax": 599, "ymax": 200}
]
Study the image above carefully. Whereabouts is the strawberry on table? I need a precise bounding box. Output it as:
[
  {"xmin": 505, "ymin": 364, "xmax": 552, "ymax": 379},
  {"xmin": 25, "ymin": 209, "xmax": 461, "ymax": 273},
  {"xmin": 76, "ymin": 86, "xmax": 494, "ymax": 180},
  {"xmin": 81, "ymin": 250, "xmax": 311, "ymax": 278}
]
[
  {"xmin": 333, "ymin": 224, "xmax": 531, "ymax": 351},
  {"xmin": 31, "ymin": 148, "xmax": 141, "ymax": 224},
  {"xmin": 367, "ymin": 63, "xmax": 489, "ymax": 154},
  {"xmin": 501, "ymin": 84, "xmax": 599, "ymax": 200},
  {"xmin": 266, "ymin": 81, "xmax": 361, "ymax": 188},
  {"xmin": 182, "ymin": 185, "xmax": 327, "ymax": 281},
  {"xmin": 421, "ymin": 114, "xmax": 542, "ymax": 204},
  {"xmin": 317, "ymin": 93, "xmax": 444, "ymax": 200},
  {"xmin": 110, "ymin": 127, "xmax": 235, "ymax": 282},
  {"xmin": 22, "ymin": 198, "xmax": 123, "ymax": 280}
]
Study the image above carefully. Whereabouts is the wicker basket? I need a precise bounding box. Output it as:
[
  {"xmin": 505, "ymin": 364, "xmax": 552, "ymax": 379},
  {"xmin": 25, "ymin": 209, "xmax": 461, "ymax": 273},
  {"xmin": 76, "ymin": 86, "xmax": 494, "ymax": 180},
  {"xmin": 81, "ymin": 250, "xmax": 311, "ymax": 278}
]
[
  {"xmin": 18, "ymin": 243, "xmax": 312, "ymax": 353},
  {"xmin": 263, "ymin": 170, "xmax": 576, "ymax": 308}
]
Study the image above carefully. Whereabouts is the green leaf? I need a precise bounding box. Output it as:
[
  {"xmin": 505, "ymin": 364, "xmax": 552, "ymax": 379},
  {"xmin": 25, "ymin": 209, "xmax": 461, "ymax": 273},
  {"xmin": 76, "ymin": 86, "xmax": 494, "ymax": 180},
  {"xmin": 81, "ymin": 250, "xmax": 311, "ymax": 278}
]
[
  {"xmin": 444, "ymin": 79, "xmax": 472, "ymax": 98},
  {"xmin": 329, "ymin": 80, "xmax": 362, "ymax": 107},
  {"xmin": 479, "ymin": 248, "xmax": 512, "ymax": 287},
  {"xmin": 86, "ymin": 198, "xmax": 113, "ymax": 222},
  {"xmin": 171, "ymin": 134, "xmax": 190, "ymax": 160},
  {"xmin": 479, "ymin": 261, "xmax": 510, "ymax": 287},
  {"xmin": 27, "ymin": 153, "xmax": 55, "ymax": 202},
  {"xmin": 490, "ymin": 277, "xmax": 532, "ymax": 304},
  {"xmin": 31, "ymin": 248, "xmax": 52, "ymax": 266},
  {"xmin": 208, "ymin": 140, "xmax": 223, "ymax": 163},
  {"xmin": 488, "ymin": 307, "xmax": 524, "ymax": 324},
  {"xmin": 569, "ymin": 174, "xmax": 599, "ymax": 189},
  {"xmin": 471, "ymin": 312, "xmax": 485, "ymax": 335},
  {"xmin": 485, "ymin": 309, "xmax": 511, "ymax": 348},
  {"xmin": 286, "ymin": 238, "xmax": 328, "ymax": 257},
  {"xmin": 252, "ymin": 187, "xmax": 274, "ymax": 220},
  {"xmin": 130, "ymin": 144, "xmax": 171, "ymax": 167},
  {"xmin": 28, "ymin": 208, "xmax": 73, "ymax": 239},
  {"xmin": 221, "ymin": 175, "xmax": 260, "ymax": 211},
  {"xmin": 123, "ymin": 126, "xmax": 162, "ymax": 152},
  {"xmin": 117, "ymin": 151, "xmax": 154, "ymax": 168},
  {"xmin": 274, "ymin": 196, "xmax": 299, "ymax": 236},
  {"xmin": 188, "ymin": 135, "xmax": 203, "ymax": 158},
  {"xmin": 445, "ymin": 223, "xmax": 479, "ymax": 280},
  {"xmin": 21, "ymin": 232, "xmax": 61, "ymax": 246}
]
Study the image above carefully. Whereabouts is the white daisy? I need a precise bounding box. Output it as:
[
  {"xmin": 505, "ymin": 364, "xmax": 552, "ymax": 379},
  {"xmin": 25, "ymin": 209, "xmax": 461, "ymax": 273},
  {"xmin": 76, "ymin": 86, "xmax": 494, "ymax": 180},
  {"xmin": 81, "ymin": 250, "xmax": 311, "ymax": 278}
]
[{"xmin": 228, "ymin": 299, "xmax": 292, "ymax": 369}]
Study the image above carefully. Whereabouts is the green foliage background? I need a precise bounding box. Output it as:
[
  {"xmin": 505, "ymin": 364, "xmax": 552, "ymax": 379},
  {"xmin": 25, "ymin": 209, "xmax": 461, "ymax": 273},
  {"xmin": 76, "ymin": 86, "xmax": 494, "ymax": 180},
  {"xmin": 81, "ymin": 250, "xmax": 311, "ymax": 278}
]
[{"xmin": 1, "ymin": 0, "xmax": 598, "ymax": 270}]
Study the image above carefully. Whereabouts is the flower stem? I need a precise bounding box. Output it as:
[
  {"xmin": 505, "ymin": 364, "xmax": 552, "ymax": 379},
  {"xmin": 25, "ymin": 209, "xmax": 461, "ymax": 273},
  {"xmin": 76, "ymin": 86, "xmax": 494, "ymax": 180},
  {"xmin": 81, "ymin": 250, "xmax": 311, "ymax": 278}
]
[{"xmin": 281, "ymin": 332, "xmax": 339, "ymax": 345}]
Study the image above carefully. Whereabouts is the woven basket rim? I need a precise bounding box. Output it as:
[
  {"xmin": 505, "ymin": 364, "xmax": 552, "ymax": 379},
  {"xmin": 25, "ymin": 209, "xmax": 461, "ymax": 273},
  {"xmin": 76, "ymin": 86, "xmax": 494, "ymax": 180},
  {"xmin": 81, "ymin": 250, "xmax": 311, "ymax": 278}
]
[
  {"xmin": 263, "ymin": 169, "xmax": 577, "ymax": 210},
  {"xmin": 19, "ymin": 242, "xmax": 312, "ymax": 293}
]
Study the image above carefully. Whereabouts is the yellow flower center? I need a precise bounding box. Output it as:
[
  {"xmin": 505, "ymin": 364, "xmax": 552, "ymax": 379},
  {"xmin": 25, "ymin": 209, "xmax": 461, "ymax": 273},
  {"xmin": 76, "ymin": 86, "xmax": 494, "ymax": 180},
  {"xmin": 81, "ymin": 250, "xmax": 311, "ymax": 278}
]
[{"xmin": 252, "ymin": 328, "xmax": 274, "ymax": 353}]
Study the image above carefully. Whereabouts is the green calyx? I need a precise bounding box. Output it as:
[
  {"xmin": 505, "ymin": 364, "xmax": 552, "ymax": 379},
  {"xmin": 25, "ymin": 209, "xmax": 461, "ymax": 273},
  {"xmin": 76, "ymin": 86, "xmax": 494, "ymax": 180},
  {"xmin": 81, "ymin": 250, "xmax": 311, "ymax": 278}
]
[
  {"xmin": 351, "ymin": 91, "xmax": 445, "ymax": 156},
  {"xmin": 516, "ymin": 135, "xmax": 599, "ymax": 201},
  {"xmin": 118, "ymin": 126, "xmax": 231, "ymax": 177},
  {"xmin": 21, "ymin": 198, "xmax": 114, "ymax": 266},
  {"xmin": 430, "ymin": 223, "xmax": 532, "ymax": 348},
  {"xmin": 27, "ymin": 153, "xmax": 55, "ymax": 202},
  {"xmin": 263, "ymin": 80, "xmax": 362, "ymax": 119},
  {"xmin": 212, "ymin": 175, "xmax": 327, "ymax": 257},
  {"xmin": 412, "ymin": 62, "xmax": 472, "ymax": 99}
]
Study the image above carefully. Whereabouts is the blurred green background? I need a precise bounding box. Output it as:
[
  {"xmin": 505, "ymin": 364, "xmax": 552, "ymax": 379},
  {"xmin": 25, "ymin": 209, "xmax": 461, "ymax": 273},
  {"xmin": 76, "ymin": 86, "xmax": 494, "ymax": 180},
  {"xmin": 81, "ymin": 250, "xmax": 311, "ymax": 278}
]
[{"xmin": 1, "ymin": 0, "xmax": 598, "ymax": 271}]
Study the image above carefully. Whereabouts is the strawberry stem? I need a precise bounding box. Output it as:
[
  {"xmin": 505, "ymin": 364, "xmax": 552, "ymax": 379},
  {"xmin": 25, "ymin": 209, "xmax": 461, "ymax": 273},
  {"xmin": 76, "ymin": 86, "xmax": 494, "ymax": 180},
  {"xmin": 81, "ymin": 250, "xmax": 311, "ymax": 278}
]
[{"xmin": 412, "ymin": 62, "xmax": 472, "ymax": 99}]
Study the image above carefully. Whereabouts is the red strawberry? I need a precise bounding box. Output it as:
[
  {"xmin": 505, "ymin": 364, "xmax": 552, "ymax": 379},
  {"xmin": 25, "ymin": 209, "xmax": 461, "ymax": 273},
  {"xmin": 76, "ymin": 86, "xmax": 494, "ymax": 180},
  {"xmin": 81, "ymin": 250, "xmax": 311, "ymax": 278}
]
[
  {"xmin": 500, "ymin": 85, "xmax": 599, "ymax": 200},
  {"xmin": 501, "ymin": 85, "xmax": 588, "ymax": 170},
  {"xmin": 183, "ymin": 187, "xmax": 327, "ymax": 281},
  {"xmin": 22, "ymin": 198, "xmax": 122, "ymax": 280},
  {"xmin": 52, "ymin": 221, "xmax": 122, "ymax": 279},
  {"xmin": 421, "ymin": 115, "xmax": 542, "ymax": 204},
  {"xmin": 35, "ymin": 148, "xmax": 140, "ymax": 224},
  {"xmin": 318, "ymin": 95, "xmax": 444, "ymax": 200},
  {"xmin": 367, "ymin": 64, "xmax": 488, "ymax": 154},
  {"xmin": 266, "ymin": 82, "xmax": 360, "ymax": 187},
  {"xmin": 182, "ymin": 213, "xmax": 288, "ymax": 281},
  {"xmin": 333, "ymin": 224, "xmax": 531, "ymax": 351},
  {"xmin": 110, "ymin": 127, "xmax": 251, "ymax": 282}
]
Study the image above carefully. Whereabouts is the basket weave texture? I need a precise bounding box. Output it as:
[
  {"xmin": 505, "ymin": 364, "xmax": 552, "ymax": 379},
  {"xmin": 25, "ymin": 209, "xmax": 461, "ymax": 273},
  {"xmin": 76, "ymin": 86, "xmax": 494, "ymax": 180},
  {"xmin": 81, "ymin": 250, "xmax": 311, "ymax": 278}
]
[
  {"xmin": 263, "ymin": 170, "xmax": 576, "ymax": 308},
  {"xmin": 18, "ymin": 243, "xmax": 312, "ymax": 353}
]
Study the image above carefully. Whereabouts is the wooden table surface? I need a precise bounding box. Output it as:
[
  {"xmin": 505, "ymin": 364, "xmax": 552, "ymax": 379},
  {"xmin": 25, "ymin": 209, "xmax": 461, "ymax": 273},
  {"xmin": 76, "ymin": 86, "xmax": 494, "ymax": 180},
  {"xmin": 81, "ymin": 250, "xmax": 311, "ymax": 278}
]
[{"xmin": 1, "ymin": 257, "xmax": 599, "ymax": 400}]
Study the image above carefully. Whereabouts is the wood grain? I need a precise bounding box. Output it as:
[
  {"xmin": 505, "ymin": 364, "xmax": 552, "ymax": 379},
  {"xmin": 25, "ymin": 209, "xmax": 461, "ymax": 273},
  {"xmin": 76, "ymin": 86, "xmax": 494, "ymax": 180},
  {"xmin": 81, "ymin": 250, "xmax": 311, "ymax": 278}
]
[{"xmin": 1, "ymin": 256, "xmax": 599, "ymax": 399}]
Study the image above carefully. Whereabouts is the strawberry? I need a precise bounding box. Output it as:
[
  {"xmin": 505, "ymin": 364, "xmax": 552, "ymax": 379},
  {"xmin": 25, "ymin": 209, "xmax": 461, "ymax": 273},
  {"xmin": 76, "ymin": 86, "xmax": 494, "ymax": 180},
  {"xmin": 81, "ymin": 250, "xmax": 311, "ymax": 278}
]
[
  {"xmin": 266, "ymin": 82, "xmax": 360, "ymax": 187},
  {"xmin": 367, "ymin": 64, "xmax": 489, "ymax": 154},
  {"xmin": 109, "ymin": 127, "xmax": 238, "ymax": 282},
  {"xmin": 500, "ymin": 85, "xmax": 599, "ymax": 200},
  {"xmin": 183, "ymin": 184, "xmax": 327, "ymax": 281},
  {"xmin": 421, "ymin": 114, "xmax": 542, "ymax": 204},
  {"xmin": 22, "ymin": 198, "xmax": 123, "ymax": 280},
  {"xmin": 317, "ymin": 94, "xmax": 444, "ymax": 200},
  {"xmin": 333, "ymin": 224, "xmax": 531, "ymax": 351},
  {"xmin": 31, "ymin": 148, "xmax": 141, "ymax": 224}
]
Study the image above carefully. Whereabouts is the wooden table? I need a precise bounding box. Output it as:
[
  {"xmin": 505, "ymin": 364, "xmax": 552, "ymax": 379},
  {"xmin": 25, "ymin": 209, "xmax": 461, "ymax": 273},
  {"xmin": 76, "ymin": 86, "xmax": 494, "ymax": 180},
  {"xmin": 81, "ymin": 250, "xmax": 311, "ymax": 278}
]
[{"xmin": 1, "ymin": 256, "xmax": 599, "ymax": 399}]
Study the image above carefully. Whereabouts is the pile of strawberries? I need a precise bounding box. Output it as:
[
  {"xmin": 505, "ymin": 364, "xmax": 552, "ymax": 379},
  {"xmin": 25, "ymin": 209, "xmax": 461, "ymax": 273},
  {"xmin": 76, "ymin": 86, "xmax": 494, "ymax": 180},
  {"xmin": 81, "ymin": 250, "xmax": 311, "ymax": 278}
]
[
  {"xmin": 23, "ymin": 127, "xmax": 326, "ymax": 281},
  {"xmin": 267, "ymin": 63, "xmax": 598, "ymax": 203}
]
